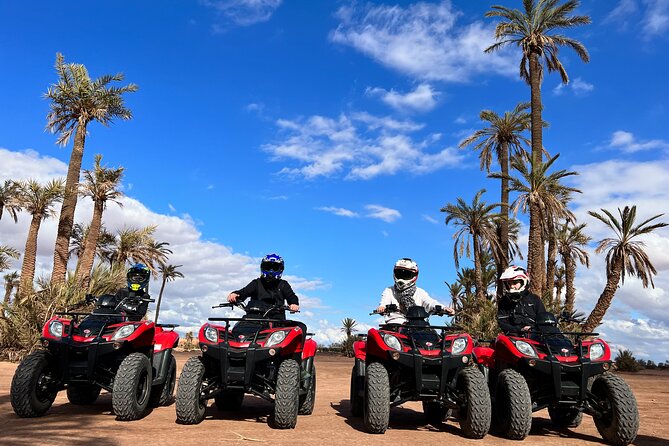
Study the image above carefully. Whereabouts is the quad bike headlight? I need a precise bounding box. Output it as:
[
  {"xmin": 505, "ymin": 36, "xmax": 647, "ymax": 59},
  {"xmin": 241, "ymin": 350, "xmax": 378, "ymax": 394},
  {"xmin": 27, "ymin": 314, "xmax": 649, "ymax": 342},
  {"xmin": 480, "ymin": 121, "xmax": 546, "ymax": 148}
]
[
  {"xmin": 514, "ymin": 340, "xmax": 537, "ymax": 358},
  {"xmin": 265, "ymin": 330, "xmax": 290, "ymax": 347},
  {"xmin": 48, "ymin": 320, "xmax": 63, "ymax": 338},
  {"xmin": 451, "ymin": 337, "xmax": 468, "ymax": 355},
  {"xmin": 589, "ymin": 342, "xmax": 605, "ymax": 360},
  {"xmin": 382, "ymin": 333, "xmax": 402, "ymax": 351},
  {"xmin": 204, "ymin": 325, "xmax": 219, "ymax": 343},
  {"xmin": 112, "ymin": 324, "xmax": 137, "ymax": 341}
]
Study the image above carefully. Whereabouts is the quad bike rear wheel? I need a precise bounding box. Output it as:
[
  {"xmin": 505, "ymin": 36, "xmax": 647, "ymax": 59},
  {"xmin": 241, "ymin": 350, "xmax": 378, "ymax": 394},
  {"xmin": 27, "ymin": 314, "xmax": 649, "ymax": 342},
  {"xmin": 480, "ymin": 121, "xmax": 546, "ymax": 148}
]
[
  {"xmin": 591, "ymin": 373, "xmax": 639, "ymax": 446},
  {"xmin": 350, "ymin": 366, "xmax": 363, "ymax": 417},
  {"xmin": 423, "ymin": 401, "xmax": 450, "ymax": 426},
  {"xmin": 10, "ymin": 351, "xmax": 58, "ymax": 417},
  {"xmin": 149, "ymin": 354, "xmax": 176, "ymax": 407},
  {"xmin": 548, "ymin": 406, "xmax": 583, "ymax": 428},
  {"xmin": 455, "ymin": 366, "xmax": 491, "ymax": 439},
  {"xmin": 112, "ymin": 353, "xmax": 152, "ymax": 421},
  {"xmin": 215, "ymin": 389, "xmax": 245, "ymax": 411},
  {"xmin": 273, "ymin": 359, "xmax": 300, "ymax": 429},
  {"xmin": 364, "ymin": 362, "xmax": 390, "ymax": 434},
  {"xmin": 494, "ymin": 368, "xmax": 532, "ymax": 440},
  {"xmin": 67, "ymin": 383, "xmax": 102, "ymax": 405},
  {"xmin": 298, "ymin": 364, "xmax": 316, "ymax": 415},
  {"xmin": 175, "ymin": 356, "xmax": 207, "ymax": 424}
]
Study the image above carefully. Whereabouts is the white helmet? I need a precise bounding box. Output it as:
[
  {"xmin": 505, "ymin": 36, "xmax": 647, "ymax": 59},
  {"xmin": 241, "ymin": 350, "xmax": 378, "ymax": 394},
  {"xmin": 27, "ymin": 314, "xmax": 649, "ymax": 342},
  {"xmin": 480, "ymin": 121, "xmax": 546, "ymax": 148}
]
[
  {"xmin": 393, "ymin": 258, "xmax": 419, "ymax": 291},
  {"xmin": 500, "ymin": 265, "xmax": 529, "ymax": 301}
]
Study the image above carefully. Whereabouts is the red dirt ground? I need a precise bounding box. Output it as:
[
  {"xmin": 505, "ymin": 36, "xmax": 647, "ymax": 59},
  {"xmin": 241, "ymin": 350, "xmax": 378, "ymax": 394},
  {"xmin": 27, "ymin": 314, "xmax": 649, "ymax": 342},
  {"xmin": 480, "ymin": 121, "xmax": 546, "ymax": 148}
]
[{"xmin": 1, "ymin": 352, "xmax": 667, "ymax": 445}]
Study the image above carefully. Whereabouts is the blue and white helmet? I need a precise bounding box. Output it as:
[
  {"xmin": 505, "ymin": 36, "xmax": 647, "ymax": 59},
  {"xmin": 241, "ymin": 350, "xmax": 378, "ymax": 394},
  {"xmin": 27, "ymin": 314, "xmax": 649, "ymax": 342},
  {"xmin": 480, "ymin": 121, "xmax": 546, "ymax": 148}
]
[{"xmin": 260, "ymin": 253, "xmax": 284, "ymax": 281}]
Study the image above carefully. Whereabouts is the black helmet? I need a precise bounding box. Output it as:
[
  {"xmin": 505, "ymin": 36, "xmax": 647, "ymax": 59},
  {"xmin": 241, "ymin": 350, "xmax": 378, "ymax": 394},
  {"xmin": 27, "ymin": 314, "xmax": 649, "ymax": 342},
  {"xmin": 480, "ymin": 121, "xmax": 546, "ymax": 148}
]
[{"xmin": 127, "ymin": 264, "xmax": 150, "ymax": 293}]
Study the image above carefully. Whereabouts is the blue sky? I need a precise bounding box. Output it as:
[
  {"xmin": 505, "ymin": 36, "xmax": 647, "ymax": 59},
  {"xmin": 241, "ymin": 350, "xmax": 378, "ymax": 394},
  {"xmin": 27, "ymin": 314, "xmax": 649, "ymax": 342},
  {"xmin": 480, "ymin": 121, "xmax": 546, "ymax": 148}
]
[{"xmin": 2, "ymin": 0, "xmax": 669, "ymax": 360}]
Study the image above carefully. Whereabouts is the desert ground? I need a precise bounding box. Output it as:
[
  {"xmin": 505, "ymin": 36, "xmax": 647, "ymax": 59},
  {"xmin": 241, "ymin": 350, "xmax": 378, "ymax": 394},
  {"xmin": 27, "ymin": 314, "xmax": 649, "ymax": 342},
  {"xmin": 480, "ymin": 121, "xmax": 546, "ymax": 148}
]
[{"xmin": 1, "ymin": 352, "xmax": 667, "ymax": 446}]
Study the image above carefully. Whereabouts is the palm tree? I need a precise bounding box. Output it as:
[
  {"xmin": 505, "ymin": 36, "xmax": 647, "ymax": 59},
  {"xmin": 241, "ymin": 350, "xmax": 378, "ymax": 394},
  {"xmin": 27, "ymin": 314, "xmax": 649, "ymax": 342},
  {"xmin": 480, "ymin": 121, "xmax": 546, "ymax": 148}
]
[
  {"xmin": 441, "ymin": 190, "xmax": 501, "ymax": 302},
  {"xmin": 76, "ymin": 154, "xmax": 124, "ymax": 287},
  {"xmin": 341, "ymin": 317, "xmax": 358, "ymax": 337},
  {"xmin": 459, "ymin": 102, "xmax": 532, "ymax": 297},
  {"xmin": 445, "ymin": 280, "xmax": 464, "ymax": 313},
  {"xmin": 0, "ymin": 180, "xmax": 22, "ymax": 222},
  {"xmin": 504, "ymin": 154, "xmax": 580, "ymax": 297},
  {"xmin": 556, "ymin": 222, "xmax": 590, "ymax": 314},
  {"xmin": 553, "ymin": 264, "xmax": 565, "ymax": 308},
  {"xmin": 485, "ymin": 0, "xmax": 590, "ymax": 169},
  {"xmin": 69, "ymin": 223, "xmax": 117, "ymax": 262},
  {"xmin": 3, "ymin": 271, "xmax": 20, "ymax": 306},
  {"xmin": 108, "ymin": 226, "xmax": 171, "ymax": 270},
  {"xmin": 45, "ymin": 53, "xmax": 138, "ymax": 285},
  {"xmin": 16, "ymin": 179, "xmax": 65, "ymax": 297},
  {"xmin": 582, "ymin": 206, "xmax": 667, "ymax": 332},
  {"xmin": 155, "ymin": 264, "xmax": 184, "ymax": 324},
  {"xmin": 0, "ymin": 246, "xmax": 20, "ymax": 272}
]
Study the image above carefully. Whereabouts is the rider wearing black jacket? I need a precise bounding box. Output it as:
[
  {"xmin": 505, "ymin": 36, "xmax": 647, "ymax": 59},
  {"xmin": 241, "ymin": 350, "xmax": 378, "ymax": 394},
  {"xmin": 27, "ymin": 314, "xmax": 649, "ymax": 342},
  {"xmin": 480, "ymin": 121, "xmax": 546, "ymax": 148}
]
[
  {"xmin": 497, "ymin": 266, "xmax": 546, "ymax": 335},
  {"xmin": 227, "ymin": 253, "xmax": 299, "ymax": 320}
]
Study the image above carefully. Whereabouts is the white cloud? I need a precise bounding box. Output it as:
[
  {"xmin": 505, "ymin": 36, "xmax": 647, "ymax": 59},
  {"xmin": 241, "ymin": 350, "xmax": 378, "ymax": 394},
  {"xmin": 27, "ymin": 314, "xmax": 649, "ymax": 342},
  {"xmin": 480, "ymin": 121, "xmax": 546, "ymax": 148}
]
[
  {"xmin": 553, "ymin": 77, "xmax": 594, "ymax": 96},
  {"xmin": 316, "ymin": 206, "xmax": 359, "ymax": 218},
  {"xmin": 605, "ymin": 0, "xmax": 638, "ymax": 30},
  {"xmin": 264, "ymin": 112, "xmax": 462, "ymax": 180},
  {"xmin": 330, "ymin": 1, "xmax": 515, "ymax": 82},
  {"xmin": 168, "ymin": 203, "xmax": 176, "ymax": 212},
  {"xmin": 422, "ymin": 214, "xmax": 439, "ymax": 224},
  {"xmin": 608, "ymin": 130, "xmax": 669, "ymax": 153},
  {"xmin": 202, "ymin": 0, "xmax": 282, "ymax": 27},
  {"xmin": 366, "ymin": 83, "xmax": 439, "ymax": 112},
  {"xmin": 605, "ymin": 0, "xmax": 669, "ymax": 40},
  {"xmin": 364, "ymin": 204, "xmax": 401, "ymax": 223},
  {"xmin": 642, "ymin": 0, "xmax": 669, "ymax": 39}
]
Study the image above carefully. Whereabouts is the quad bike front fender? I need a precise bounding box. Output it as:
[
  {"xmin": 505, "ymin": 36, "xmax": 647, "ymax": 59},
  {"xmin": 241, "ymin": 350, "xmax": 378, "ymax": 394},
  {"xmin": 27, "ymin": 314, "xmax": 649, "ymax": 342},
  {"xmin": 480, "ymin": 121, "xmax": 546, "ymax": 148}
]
[
  {"xmin": 154, "ymin": 328, "xmax": 179, "ymax": 353},
  {"xmin": 302, "ymin": 338, "xmax": 317, "ymax": 360}
]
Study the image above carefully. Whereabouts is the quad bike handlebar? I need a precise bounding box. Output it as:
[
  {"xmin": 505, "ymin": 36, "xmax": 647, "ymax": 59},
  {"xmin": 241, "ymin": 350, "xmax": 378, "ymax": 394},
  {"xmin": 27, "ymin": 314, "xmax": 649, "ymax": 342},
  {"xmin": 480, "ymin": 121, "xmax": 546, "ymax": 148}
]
[
  {"xmin": 371, "ymin": 304, "xmax": 455, "ymax": 317},
  {"xmin": 213, "ymin": 301, "xmax": 299, "ymax": 316}
]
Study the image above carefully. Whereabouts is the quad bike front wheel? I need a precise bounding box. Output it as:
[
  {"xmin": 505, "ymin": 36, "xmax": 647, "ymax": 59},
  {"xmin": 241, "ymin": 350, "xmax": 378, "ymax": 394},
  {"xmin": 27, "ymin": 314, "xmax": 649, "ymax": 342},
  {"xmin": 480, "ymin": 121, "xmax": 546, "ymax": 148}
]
[
  {"xmin": 548, "ymin": 406, "xmax": 583, "ymax": 428},
  {"xmin": 494, "ymin": 368, "xmax": 532, "ymax": 440},
  {"xmin": 149, "ymin": 354, "xmax": 176, "ymax": 407},
  {"xmin": 215, "ymin": 389, "xmax": 244, "ymax": 411},
  {"xmin": 350, "ymin": 366, "xmax": 363, "ymax": 417},
  {"xmin": 112, "ymin": 353, "xmax": 152, "ymax": 421},
  {"xmin": 67, "ymin": 383, "xmax": 102, "ymax": 405},
  {"xmin": 364, "ymin": 362, "xmax": 390, "ymax": 434},
  {"xmin": 175, "ymin": 356, "xmax": 208, "ymax": 424},
  {"xmin": 455, "ymin": 366, "xmax": 491, "ymax": 439},
  {"xmin": 10, "ymin": 351, "xmax": 58, "ymax": 417},
  {"xmin": 591, "ymin": 373, "xmax": 639, "ymax": 446},
  {"xmin": 273, "ymin": 359, "xmax": 300, "ymax": 429},
  {"xmin": 298, "ymin": 364, "xmax": 316, "ymax": 415}
]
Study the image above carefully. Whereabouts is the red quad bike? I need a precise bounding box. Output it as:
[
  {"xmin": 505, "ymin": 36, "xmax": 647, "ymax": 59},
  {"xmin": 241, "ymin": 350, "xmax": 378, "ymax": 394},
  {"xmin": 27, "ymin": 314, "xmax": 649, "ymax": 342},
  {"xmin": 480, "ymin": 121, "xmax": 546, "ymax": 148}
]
[
  {"xmin": 10, "ymin": 293, "xmax": 180, "ymax": 420},
  {"xmin": 474, "ymin": 311, "xmax": 639, "ymax": 445},
  {"xmin": 175, "ymin": 299, "xmax": 317, "ymax": 429},
  {"xmin": 350, "ymin": 304, "xmax": 491, "ymax": 438}
]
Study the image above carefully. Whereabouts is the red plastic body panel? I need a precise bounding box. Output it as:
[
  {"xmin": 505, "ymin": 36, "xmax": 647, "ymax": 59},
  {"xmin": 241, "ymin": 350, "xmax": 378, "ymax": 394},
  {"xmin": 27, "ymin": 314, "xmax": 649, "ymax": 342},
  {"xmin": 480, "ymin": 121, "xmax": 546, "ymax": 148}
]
[
  {"xmin": 302, "ymin": 338, "xmax": 318, "ymax": 359},
  {"xmin": 199, "ymin": 323, "xmax": 305, "ymax": 355},
  {"xmin": 154, "ymin": 326, "xmax": 180, "ymax": 352},
  {"xmin": 492, "ymin": 333, "xmax": 612, "ymax": 365},
  {"xmin": 473, "ymin": 346, "xmax": 495, "ymax": 367},
  {"xmin": 353, "ymin": 340, "xmax": 367, "ymax": 361},
  {"xmin": 42, "ymin": 315, "xmax": 154, "ymax": 348}
]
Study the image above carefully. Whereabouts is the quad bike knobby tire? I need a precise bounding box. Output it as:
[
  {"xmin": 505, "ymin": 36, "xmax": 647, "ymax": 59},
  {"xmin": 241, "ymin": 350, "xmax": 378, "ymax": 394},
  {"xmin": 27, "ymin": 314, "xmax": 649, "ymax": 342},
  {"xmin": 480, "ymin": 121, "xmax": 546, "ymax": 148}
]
[
  {"xmin": 149, "ymin": 354, "xmax": 176, "ymax": 407},
  {"xmin": 273, "ymin": 359, "xmax": 300, "ymax": 429},
  {"xmin": 455, "ymin": 366, "xmax": 491, "ymax": 439},
  {"xmin": 175, "ymin": 356, "xmax": 207, "ymax": 424},
  {"xmin": 364, "ymin": 362, "xmax": 390, "ymax": 434},
  {"xmin": 591, "ymin": 373, "xmax": 639, "ymax": 446},
  {"xmin": 494, "ymin": 368, "xmax": 532, "ymax": 440},
  {"xmin": 423, "ymin": 401, "xmax": 450, "ymax": 426},
  {"xmin": 215, "ymin": 389, "xmax": 244, "ymax": 411},
  {"xmin": 350, "ymin": 366, "xmax": 363, "ymax": 417},
  {"xmin": 112, "ymin": 353, "xmax": 152, "ymax": 421},
  {"xmin": 67, "ymin": 383, "xmax": 102, "ymax": 405},
  {"xmin": 298, "ymin": 364, "xmax": 316, "ymax": 415},
  {"xmin": 10, "ymin": 351, "xmax": 58, "ymax": 417},
  {"xmin": 548, "ymin": 406, "xmax": 583, "ymax": 428}
]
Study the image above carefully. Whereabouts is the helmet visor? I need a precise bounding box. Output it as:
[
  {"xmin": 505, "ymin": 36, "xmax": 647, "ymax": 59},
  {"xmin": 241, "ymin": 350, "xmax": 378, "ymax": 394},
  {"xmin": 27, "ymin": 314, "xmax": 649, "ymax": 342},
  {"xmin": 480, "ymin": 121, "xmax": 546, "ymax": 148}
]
[
  {"xmin": 394, "ymin": 268, "xmax": 417, "ymax": 281},
  {"xmin": 261, "ymin": 261, "xmax": 283, "ymax": 273},
  {"xmin": 128, "ymin": 272, "xmax": 149, "ymax": 283}
]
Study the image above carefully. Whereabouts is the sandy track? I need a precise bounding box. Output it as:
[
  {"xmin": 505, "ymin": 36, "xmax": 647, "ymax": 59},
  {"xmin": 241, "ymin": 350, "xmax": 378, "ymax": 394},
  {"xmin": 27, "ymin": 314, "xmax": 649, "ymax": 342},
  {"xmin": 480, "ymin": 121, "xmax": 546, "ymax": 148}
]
[{"xmin": 1, "ymin": 352, "xmax": 667, "ymax": 445}]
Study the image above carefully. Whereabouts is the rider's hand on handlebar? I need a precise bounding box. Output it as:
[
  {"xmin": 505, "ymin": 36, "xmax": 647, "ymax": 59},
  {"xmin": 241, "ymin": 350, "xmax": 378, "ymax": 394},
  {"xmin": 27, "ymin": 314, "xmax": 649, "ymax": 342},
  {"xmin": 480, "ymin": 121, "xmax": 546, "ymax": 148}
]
[
  {"xmin": 444, "ymin": 306, "xmax": 455, "ymax": 316},
  {"xmin": 521, "ymin": 325, "xmax": 532, "ymax": 332},
  {"xmin": 289, "ymin": 304, "xmax": 299, "ymax": 312},
  {"xmin": 227, "ymin": 293, "xmax": 238, "ymax": 303},
  {"xmin": 377, "ymin": 305, "xmax": 386, "ymax": 314}
]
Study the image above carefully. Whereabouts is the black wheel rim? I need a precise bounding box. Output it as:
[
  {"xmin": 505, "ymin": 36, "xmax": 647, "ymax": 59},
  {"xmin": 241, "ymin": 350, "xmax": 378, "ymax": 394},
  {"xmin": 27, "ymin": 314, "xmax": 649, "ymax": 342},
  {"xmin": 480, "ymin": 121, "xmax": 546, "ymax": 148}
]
[{"xmin": 137, "ymin": 369, "xmax": 149, "ymax": 405}]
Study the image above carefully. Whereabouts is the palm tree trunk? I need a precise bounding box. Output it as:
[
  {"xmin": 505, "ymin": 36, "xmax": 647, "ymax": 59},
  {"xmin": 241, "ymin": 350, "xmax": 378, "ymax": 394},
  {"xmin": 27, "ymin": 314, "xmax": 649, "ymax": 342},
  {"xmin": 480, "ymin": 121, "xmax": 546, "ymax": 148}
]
[
  {"xmin": 473, "ymin": 236, "xmax": 485, "ymax": 302},
  {"xmin": 52, "ymin": 123, "xmax": 88, "ymax": 285},
  {"xmin": 155, "ymin": 276, "xmax": 167, "ymax": 323},
  {"xmin": 3, "ymin": 283, "xmax": 13, "ymax": 306},
  {"xmin": 18, "ymin": 215, "xmax": 42, "ymax": 298},
  {"xmin": 564, "ymin": 255, "xmax": 577, "ymax": 314},
  {"xmin": 497, "ymin": 141, "xmax": 510, "ymax": 300},
  {"xmin": 545, "ymin": 233, "xmax": 557, "ymax": 300},
  {"xmin": 76, "ymin": 200, "xmax": 104, "ymax": 288},
  {"xmin": 529, "ymin": 52, "xmax": 543, "ymax": 168},
  {"xmin": 527, "ymin": 201, "xmax": 544, "ymax": 297},
  {"xmin": 582, "ymin": 261, "xmax": 623, "ymax": 333}
]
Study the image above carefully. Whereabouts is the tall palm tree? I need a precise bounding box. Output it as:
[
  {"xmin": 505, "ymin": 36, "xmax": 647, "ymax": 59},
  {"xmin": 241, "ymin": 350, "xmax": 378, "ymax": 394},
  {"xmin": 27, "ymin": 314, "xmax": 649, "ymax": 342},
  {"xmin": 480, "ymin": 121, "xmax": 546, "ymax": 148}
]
[
  {"xmin": 441, "ymin": 190, "xmax": 501, "ymax": 302},
  {"xmin": 3, "ymin": 271, "xmax": 20, "ymax": 306},
  {"xmin": 504, "ymin": 154, "xmax": 580, "ymax": 297},
  {"xmin": 16, "ymin": 179, "xmax": 65, "ymax": 297},
  {"xmin": 69, "ymin": 223, "xmax": 116, "ymax": 262},
  {"xmin": 485, "ymin": 0, "xmax": 590, "ymax": 169},
  {"xmin": 45, "ymin": 53, "xmax": 138, "ymax": 285},
  {"xmin": 459, "ymin": 102, "xmax": 532, "ymax": 297},
  {"xmin": 154, "ymin": 264, "xmax": 184, "ymax": 324},
  {"xmin": 341, "ymin": 318, "xmax": 358, "ymax": 337},
  {"xmin": 76, "ymin": 155, "xmax": 124, "ymax": 286},
  {"xmin": 1, "ymin": 246, "xmax": 20, "ymax": 273},
  {"xmin": 553, "ymin": 264, "xmax": 566, "ymax": 308},
  {"xmin": 0, "ymin": 180, "xmax": 22, "ymax": 222},
  {"xmin": 582, "ymin": 206, "xmax": 667, "ymax": 332},
  {"xmin": 444, "ymin": 280, "xmax": 464, "ymax": 313},
  {"xmin": 556, "ymin": 222, "xmax": 590, "ymax": 314}
]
